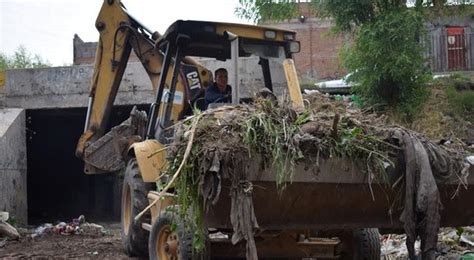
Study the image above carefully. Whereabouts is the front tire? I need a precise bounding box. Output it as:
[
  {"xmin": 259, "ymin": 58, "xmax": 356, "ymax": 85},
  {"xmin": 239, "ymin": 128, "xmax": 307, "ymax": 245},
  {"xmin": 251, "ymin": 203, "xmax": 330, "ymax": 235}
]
[
  {"xmin": 121, "ymin": 158, "xmax": 153, "ymax": 257},
  {"xmin": 148, "ymin": 211, "xmax": 193, "ymax": 260}
]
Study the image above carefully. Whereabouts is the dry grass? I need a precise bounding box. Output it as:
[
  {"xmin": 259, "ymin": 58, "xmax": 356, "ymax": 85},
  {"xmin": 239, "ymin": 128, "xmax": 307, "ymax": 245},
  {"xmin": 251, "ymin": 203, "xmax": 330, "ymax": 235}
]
[{"xmin": 388, "ymin": 86, "xmax": 473, "ymax": 143}]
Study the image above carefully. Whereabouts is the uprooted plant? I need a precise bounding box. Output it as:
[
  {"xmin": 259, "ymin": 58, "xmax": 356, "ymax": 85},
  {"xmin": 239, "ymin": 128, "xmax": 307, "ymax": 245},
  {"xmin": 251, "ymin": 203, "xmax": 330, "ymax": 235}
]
[{"xmin": 243, "ymin": 99, "xmax": 311, "ymax": 189}]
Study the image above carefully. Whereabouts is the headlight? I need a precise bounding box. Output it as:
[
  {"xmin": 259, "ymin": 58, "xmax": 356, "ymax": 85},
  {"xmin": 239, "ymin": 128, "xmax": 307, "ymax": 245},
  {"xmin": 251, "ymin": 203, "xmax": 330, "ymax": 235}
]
[
  {"xmin": 264, "ymin": 30, "xmax": 276, "ymax": 39},
  {"xmin": 283, "ymin": 33, "xmax": 295, "ymax": 41},
  {"xmin": 288, "ymin": 41, "xmax": 300, "ymax": 53},
  {"xmin": 202, "ymin": 24, "xmax": 216, "ymax": 33}
]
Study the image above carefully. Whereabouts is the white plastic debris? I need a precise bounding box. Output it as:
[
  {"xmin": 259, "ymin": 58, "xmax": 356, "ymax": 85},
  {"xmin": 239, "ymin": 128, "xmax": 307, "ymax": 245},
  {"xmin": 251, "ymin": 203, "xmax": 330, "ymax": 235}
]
[
  {"xmin": 461, "ymin": 234, "xmax": 474, "ymax": 247},
  {"xmin": 0, "ymin": 212, "xmax": 9, "ymax": 222},
  {"xmin": 304, "ymin": 89, "xmax": 321, "ymax": 95},
  {"xmin": 31, "ymin": 223, "xmax": 53, "ymax": 238},
  {"xmin": 466, "ymin": 155, "xmax": 474, "ymax": 165},
  {"xmin": 80, "ymin": 223, "xmax": 105, "ymax": 237}
]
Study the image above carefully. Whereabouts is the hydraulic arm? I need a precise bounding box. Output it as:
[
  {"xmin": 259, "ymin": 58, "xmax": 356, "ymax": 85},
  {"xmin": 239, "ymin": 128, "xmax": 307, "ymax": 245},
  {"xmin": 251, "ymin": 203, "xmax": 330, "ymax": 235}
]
[{"xmin": 76, "ymin": 0, "xmax": 211, "ymax": 174}]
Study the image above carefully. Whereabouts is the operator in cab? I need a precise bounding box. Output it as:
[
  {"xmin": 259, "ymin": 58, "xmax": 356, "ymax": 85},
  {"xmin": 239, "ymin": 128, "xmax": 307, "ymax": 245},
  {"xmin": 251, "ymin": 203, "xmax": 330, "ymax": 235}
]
[{"xmin": 204, "ymin": 68, "xmax": 232, "ymax": 109}]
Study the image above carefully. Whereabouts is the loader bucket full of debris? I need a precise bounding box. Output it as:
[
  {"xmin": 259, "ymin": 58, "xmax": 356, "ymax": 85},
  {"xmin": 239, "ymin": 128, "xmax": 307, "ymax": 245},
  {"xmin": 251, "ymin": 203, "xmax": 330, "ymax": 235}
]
[{"xmin": 163, "ymin": 93, "xmax": 473, "ymax": 259}]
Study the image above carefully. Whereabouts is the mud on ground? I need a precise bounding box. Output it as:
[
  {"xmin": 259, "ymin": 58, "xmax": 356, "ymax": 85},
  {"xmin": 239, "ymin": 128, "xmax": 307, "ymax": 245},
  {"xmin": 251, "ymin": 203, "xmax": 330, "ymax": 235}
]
[
  {"xmin": 1, "ymin": 224, "xmax": 473, "ymax": 259},
  {"xmin": 0, "ymin": 223, "xmax": 131, "ymax": 259}
]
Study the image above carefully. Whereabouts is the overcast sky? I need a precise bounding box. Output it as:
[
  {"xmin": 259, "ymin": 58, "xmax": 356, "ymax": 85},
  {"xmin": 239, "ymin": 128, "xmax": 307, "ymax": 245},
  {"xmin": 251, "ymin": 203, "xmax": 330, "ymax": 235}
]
[{"xmin": 0, "ymin": 0, "xmax": 251, "ymax": 66}]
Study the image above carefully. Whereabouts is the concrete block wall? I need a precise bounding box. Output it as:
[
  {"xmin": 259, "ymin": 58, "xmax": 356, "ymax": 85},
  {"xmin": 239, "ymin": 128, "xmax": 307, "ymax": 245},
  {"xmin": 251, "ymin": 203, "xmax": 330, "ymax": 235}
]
[
  {"xmin": 0, "ymin": 108, "xmax": 27, "ymax": 225},
  {"xmin": 0, "ymin": 57, "xmax": 290, "ymax": 225},
  {"xmin": 1, "ymin": 59, "xmax": 285, "ymax": 110},
  {"xmin": 1, "ymin": 63, "xmax": 155, "ymax": 110}
]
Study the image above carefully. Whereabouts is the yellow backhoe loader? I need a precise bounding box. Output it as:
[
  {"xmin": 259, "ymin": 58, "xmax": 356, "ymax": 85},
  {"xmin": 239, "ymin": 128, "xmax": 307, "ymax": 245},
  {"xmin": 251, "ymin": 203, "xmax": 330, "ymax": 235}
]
[
  {"xmin": 76, "ymin": 1, "xmax": 474, "ymax": 259},
  {"xmin": 75, "ymin": 0, "xmax": 307, "ymax": 258}
]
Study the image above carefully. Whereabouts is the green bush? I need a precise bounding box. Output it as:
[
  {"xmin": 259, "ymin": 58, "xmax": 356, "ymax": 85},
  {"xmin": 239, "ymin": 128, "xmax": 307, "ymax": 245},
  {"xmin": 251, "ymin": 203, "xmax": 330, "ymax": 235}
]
[
  {"xmin": 445, "ymin": 85, "xmax": 474, "ymax": 115},
  {"xmin": 344, "ymin": 8, "xmax": 430, "ymax": 119},
  {"xmin": 0, "ymin": 46, "xmax": 50, "ymax": 70}
]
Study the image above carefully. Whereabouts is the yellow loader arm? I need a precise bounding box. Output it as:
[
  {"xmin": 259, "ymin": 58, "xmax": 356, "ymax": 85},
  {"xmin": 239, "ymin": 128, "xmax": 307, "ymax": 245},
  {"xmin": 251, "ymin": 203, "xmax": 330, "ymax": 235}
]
[{"xmin": 76, "ymin": 0, "xmax": 211, "ymax": 174}]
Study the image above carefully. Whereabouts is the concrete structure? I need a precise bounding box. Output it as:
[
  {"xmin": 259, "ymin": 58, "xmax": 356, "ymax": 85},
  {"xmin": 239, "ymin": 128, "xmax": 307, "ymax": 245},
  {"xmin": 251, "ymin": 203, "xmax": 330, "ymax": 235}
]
[
  {"xmin": 0, "ymin": 56, "xmax": 287, "ymax": 224},
  {"xmin": 1, "ymin": 64, "xmax": 154, "ymax": 109},
  {"xmin": 0, "ymin": 63, "xmax": 154, "ymax": 224},
  {"xmin": 0, "ymin": 109, "xmax": 27, "ymax": 225},
  {"xmin": 1, "ymin": 58, "xmax": 288, "ymax": 110}
]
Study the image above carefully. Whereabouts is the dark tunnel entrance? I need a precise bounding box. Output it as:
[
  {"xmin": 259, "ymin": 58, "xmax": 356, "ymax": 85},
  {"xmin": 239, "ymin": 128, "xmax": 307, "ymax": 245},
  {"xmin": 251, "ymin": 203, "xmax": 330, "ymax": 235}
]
[{"xmin": 26, "ymin": 105, "xmax": 149, "ymax": 225}]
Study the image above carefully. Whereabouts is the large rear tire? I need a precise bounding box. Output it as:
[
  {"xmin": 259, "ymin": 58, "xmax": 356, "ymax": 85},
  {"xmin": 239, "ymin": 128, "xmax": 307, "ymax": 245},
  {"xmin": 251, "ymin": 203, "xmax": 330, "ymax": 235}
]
[
  {"xmin": 319, "ymin": 228, "xmax": 381, "ymax": 260},
  {"xmin": 121, "ymin": 158, "xmax": 153, "ymax": 257},
  {"xmin": 352, "ymin": 228, "xmax": 381, "ymax": 260}
]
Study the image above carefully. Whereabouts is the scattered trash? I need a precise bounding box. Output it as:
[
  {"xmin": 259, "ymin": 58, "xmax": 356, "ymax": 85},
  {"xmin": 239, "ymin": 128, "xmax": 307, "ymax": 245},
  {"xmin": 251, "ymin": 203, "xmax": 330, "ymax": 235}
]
[
  {"xmin": 0, "ymin": 220, "xmax": 20, "ymax": 240},
  {"xmin": 0, "ymin": 211, "xmax": 19, "ymax": 240},
  {"xmin": 31, "ymin": 215, "xmax": 105, "ymax": 238},
  {"xmin": 209, "ymin": 231, "xmax": 228, "ymax": 240},
  {"xmin": 467, "ymin": 155, "xmax": 474, "ymax": 165},
  {"xmin": 31, "ymin": 223, "xmax": 53, "ymax": 238},
  {"xmin": 303, "ymin": 89, "xmax": 320, "ymax": 95},
  {"xmin": 80, "ymin": 223, "xmax": 105, "ymax": 237},
  {"xmin": 0, "ymin": 238, "xmax": 7, "ymax": 248},
  {"xmin": 381, "ymin": 234, "xmax": 421, "ymax": 258},
  {"xmin": 461, "ymin": 234, "xmax": 474, "ymax": 247},
  {"xmin": 0, "ymin": 212, "xmax": 9, "ymax": 222},
  {"xmin": 381, "ymin": 227, "xmax": 474, "ymax": 259}
]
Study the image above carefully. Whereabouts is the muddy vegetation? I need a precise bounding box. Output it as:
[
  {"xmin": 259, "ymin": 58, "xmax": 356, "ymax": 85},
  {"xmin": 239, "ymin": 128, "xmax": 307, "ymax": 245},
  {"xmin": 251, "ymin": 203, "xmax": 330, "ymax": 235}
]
[{"xmin": 165, "ymin": 92, "xmax": 471, "ymax": 258}]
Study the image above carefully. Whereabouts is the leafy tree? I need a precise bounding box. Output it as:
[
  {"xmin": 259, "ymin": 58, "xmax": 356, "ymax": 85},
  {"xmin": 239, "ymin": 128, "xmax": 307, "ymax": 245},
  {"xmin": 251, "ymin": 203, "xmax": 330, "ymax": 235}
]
[
  {"xmin": 0, "ymin": 46, "xmax": 50, "ymax": 70},
  {"xmin": 0, "ymin": 53, "xmax": 9, "ymax": 70},
  {"xmin": 235, "ymin": 0, "xmax": 299, "ymax": 23},
  {"xmin": 344, "ymin": 7, "xmax": 430, "ymax": 117},
  {"xmin": 235, "ymin": 0, "xmax": 459, "ymax": 118}
]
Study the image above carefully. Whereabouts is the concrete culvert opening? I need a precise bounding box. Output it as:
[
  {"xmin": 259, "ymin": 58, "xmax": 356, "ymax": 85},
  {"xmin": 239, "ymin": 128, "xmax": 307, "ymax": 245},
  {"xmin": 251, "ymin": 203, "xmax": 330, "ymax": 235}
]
[{"xmin": 26, "ymin": 105, "xmax": 148, "ymax": 225}]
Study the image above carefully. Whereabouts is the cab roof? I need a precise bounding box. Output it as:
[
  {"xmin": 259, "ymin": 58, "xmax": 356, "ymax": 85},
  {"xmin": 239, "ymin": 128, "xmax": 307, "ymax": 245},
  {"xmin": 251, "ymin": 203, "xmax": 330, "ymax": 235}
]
[{"xmin": 157, "ymin": 20, "xmax": 297, "ymax": 60}]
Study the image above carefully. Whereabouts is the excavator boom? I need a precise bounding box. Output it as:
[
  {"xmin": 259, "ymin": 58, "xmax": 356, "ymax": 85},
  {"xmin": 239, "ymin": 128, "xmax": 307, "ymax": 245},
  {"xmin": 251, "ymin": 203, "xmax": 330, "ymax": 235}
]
[{"xmin": 76, "ymin": 0, "xmax": 211, "ymax": 174}]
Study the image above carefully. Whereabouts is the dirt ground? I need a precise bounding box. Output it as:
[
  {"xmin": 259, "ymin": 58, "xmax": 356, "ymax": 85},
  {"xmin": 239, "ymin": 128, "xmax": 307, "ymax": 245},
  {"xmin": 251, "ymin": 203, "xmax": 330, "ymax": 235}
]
[
  {"xmin": 0, "ymin": 223, "xmax": 132, "ymax": 259},
  {"xmin": 1, "ymin": 223, "xmax": 473, "ymax": 259}
]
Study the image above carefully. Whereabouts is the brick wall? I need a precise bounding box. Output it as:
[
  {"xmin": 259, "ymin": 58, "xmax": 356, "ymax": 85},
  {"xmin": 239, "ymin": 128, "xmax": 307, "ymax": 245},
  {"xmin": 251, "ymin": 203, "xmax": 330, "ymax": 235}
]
[
  {"xmin": 73, "ymin": 34, "xmax": 97, "ymax": 65},
  {"xmin": 265, "ymin": 18, "xmax": 347, "ymax": 82}
]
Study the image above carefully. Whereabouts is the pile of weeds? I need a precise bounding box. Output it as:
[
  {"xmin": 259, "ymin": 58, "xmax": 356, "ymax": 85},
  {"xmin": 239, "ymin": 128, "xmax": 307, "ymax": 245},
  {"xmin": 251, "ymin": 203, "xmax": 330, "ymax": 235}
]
[
  {"xmin": 161, "ymin": 97, "xmax": 398, "ymax": 250},
  {"xmin": 160, "ymin": 93, "xmax": 470, "ymax": 252},
  {"xmin": 243, "ymin": 99, "xmax": 311, "ymax": 188}
]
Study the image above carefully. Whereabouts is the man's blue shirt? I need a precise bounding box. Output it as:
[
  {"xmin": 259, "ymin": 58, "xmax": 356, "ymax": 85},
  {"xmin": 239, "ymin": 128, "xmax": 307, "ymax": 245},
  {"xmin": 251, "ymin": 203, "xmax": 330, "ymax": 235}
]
[{"xmin": 204, "ymin": 83, "xmax": 232, "ymax": 108}]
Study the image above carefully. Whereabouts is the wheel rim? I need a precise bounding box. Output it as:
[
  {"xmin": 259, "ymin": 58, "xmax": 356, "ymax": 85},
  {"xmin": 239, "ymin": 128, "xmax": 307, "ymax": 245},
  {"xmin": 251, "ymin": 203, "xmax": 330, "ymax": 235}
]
[
  {"xmin": 157, "ymin": 224, "xmax": 181, "ymax": 260},
  {"xmin": 122, "ymin": 183, "xmax": 132, "ymax": 235}
]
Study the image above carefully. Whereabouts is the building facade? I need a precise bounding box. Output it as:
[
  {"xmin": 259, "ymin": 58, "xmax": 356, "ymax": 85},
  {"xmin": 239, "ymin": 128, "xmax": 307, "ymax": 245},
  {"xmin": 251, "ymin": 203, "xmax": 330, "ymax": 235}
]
[
  {"xmin": 425, "ymin": 16, "xmax": 474, "ymax": 72},
  {"xmin": 73, "ymin": 10, "xmax": 474, "ymax": 81}
]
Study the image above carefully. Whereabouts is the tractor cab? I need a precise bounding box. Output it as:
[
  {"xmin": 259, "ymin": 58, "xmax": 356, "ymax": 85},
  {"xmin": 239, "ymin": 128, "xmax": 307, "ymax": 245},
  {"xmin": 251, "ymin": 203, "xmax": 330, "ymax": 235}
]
[{"xmin": 146, "ymin": 20, "xmax": 303, "ymax": 140}]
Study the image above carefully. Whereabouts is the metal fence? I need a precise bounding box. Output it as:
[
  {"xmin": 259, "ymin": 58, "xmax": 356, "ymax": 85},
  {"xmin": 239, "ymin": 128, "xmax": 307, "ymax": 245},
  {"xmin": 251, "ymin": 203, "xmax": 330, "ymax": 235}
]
[{"xmin": 423, "ymin": 31, "xmax": 473, "ymax": 72}]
